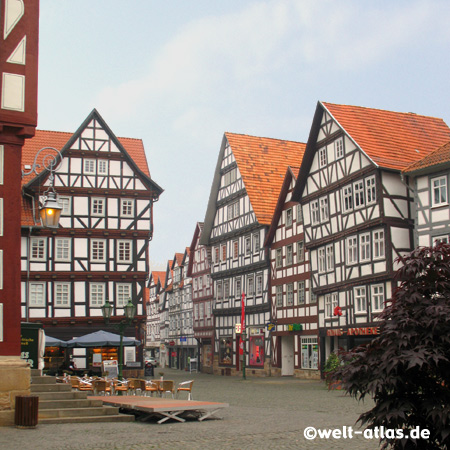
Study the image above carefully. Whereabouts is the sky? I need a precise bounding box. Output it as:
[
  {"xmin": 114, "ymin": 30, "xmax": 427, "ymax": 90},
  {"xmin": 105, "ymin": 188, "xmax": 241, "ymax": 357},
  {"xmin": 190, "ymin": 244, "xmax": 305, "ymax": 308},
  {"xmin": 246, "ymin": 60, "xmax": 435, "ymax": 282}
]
[{"xmin": 37, "ymin": 0, "xmax": 450, "ymax": 270}]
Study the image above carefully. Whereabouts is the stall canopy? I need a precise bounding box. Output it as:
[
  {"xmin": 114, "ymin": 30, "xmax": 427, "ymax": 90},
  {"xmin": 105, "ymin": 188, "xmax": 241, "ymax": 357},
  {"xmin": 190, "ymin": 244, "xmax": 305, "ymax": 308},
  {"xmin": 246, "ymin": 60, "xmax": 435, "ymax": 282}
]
[
  {"xmin": 66, "ymin": 330, "xmax": 140, "ymax": 348},
  {"xmin": 45, "ymin": 335, "xmax": 68, "ymax": 348}
]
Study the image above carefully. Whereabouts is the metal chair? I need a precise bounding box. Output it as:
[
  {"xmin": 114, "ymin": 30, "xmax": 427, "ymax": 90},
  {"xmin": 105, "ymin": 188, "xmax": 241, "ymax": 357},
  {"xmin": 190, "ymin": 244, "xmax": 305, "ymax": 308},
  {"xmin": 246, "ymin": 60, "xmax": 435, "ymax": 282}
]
[
  {"xmin": 113, "ymin": 379, "xmax": 129, "ymax": 395},
  {"xmin": 160, "ymin": 380, "xmax": 175, "ymax": 398},
  {"xmin": 176, "ymin": 380, "xmax": 194, "ymax": 400},
  {"xmin": 144, "ymin": 380, "xmax": 159, "ymax": 397},
  {"xmin": 93, "ymin": 379, "xmax": 111, "ymax": 396}
]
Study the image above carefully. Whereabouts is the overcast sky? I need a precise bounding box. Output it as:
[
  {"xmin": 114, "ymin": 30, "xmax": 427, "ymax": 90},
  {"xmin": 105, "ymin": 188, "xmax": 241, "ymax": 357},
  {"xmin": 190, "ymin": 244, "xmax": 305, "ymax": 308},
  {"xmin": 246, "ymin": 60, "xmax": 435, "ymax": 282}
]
[{"xmin": 38, "ymin": 0, "xmax": 450, "ymax": 270}]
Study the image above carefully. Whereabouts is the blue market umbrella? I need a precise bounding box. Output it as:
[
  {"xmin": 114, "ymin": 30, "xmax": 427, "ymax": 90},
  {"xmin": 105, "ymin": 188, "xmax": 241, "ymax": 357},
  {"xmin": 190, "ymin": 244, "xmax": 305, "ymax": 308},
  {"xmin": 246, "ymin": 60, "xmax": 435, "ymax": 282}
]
[
  {"xmin": 66, "ymin": 330, "xmax": 140, "ymax": 348},
  {"xmin": 45, "ymin": 335, "xmax": 68, "ymax": 348}
]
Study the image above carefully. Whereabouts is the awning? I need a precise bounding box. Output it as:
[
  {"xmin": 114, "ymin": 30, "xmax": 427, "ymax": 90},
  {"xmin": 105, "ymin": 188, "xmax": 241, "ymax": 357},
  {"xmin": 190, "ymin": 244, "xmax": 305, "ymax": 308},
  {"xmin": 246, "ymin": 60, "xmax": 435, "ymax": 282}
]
[{"xmin": 66, "ymin": 330, "xmax": 140, "ymax": 348}]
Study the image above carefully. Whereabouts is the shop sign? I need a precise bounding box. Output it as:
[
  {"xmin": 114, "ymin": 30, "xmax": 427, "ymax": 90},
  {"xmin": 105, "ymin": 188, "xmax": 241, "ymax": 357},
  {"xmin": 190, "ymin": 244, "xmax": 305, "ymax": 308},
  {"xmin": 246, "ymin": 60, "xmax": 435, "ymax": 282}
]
[
  {"xmin": 180, "ymin": 336, "xmax": 187, "ymax": 342},
  {"xmin": 169, "ymin": 340, "xmax": 176, "ymax": 346},
  {"xmin": 266, "ymin": 322, "xmax": 275, "ymax": 332},
  {"xmin": 171, "ymin": 351, "xmax": 176, "ymax": 357},
  {"xmin": 287, "ymin": 323, "xmax": 303, "ymax": 332},
  {"xmin": 327, "ymin": 327, "xmax": 380, "ymax": 337},
  {"xmin": 249, "ymin": 327, "xmax": 264, "ymax": 336},
  {"xmin": 235, "ymin": 323, "xmax": 242, "ymax": 334}
]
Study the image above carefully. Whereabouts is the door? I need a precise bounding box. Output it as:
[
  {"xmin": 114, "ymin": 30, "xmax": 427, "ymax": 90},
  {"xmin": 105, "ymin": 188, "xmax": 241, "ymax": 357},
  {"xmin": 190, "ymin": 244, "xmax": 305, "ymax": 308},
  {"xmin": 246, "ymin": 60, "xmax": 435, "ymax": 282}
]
[{"xmin": 281, "ymin": 336, "xmax": 295, "ymax": 376}]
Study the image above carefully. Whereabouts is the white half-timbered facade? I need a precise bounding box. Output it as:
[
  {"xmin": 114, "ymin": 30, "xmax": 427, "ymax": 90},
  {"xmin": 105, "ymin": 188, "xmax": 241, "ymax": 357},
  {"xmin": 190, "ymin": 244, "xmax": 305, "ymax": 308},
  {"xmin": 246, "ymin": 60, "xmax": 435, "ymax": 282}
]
[
  {"xmin": 403, "ymin": 141, "xmax": 450, "ymax": 247},
  {"xmin": 20, "ymin": 109, "xmax": 163, "ymax": 371},
  {"xmin": 187, "ymin": 222, "xmax": 214, "ymax": 373},
  {"xmin": 292, "ymin": 102, "xmax": 450, "ymax": 372},
  {"xmin": 200, "ymin": 133, "xmax": 306, "ymax": 376},
  {"xmin": 264, "ymin": 166, "xmax": 318, "ymax": 379},
  {"xmin": 146, "ymin": 271, "xmax": 165, "ymax": 359},
  {"xmin": 158, "ymin": 260, "xmax": 172, "ymax": 368}
]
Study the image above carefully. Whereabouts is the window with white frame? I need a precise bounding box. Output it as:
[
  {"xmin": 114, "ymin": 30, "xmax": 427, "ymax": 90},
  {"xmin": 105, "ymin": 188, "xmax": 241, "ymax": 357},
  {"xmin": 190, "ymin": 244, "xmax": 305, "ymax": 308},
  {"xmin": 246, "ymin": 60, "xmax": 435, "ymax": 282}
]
[
  {"xmin": 347, "ymin": 236, "xmax": 358, "ymax": 265},
  {"xmin": 335, "ymin": 138, "xmax": 344, "ymax": 159},
  {"xmin": 318, "ymin": 247, "xmax": 326, "ymax": 273},
  {"xmin": 365, "ymin": 176, "xmax": 376, "ymax": 204},
  {"xmin": 286, "ymin": 208, "xmax": 293, "ymax": 227},
  {"xmin": 59, "ymin": 196, "xmax": 71, "ymax": 216},
  {"xmin": 235, "ymin": 278, "xmax": 241, "ymax": 297},
  {"xmin": 121, "ymin": 199, "xmax": 134, "ymax": 217},
  {"xmin": 54, "ymin": 282, "xmax": 70, "ymax": 307},
  {"xmin": 116, "ymin": 284, "xmax": 131, "ymax": 307},
  {"xmin": 319, "ymin": 196, "xmax": 329, "ymax": 222},
  {"xmin": 326, "ymin": 245, "xmax": 334, "ymax": 271},
  {"xmin": 342, "ymin": 185, "xmax": 353, "ymax": 213},
  {"xmin": 91, "ymin": 239, "xmax": 106, "ymax": 262},
  {"xmin": 29, "ymin": 282, "xmax": 45, "ymax": 306},
  {"xmin": 286, "ymin": 245, "xmax": 293, "ymax": 265},
  {"xmin": 256, "ymin": 274, "xmax": 263, "ymax": 295},
  {"xmin": 224, "ymin": 280, "xmax": 230, "ymax": 299},
  {"xmin": 248, "ymin": 276, "xmax": 254, "ymax": 296},
  {"xmin": 433, "ymin": 235, "xmax": 449, "ymax": 244},
  {"xmin": 223, "ymin": 167, "xmax": 237, "ymax": 186},
  {"xmin": 221, "ymin": 244, "xmax": 227, "ymax": 261},
  {"xmin": 310, "ymin": 287, "xmax": 317, "ymax": 304},
  {"xmin": 373, "ymin": 229, "xmax": 385, "ymax": 259},
  {"xmin": 227, "ymin": 201, "xmax": 239, "ymax": 220},
  {"xmin": 353, "ymin": 180, "xmax": 365, "ymax": 208},
  {"xmin": 325, "ymin": 294, "xmax": 332, "ymax": 318},
  {"xmin": 354, "ymin": 286, "xmax": 367, "ymax": 313},
  {"xmin": 245, "ymin": 236, "xmax": 251, "ymax": 255},
  {"xmin": 253, "ymin": 233, "xmax": 260, "ymax": 253},
  {"xmin": 318, "ymin": 147, "xmax": 327, "ymax": 167},
  {"xmin": 371, "ymin": 284, "xmax": 384, "ymax": 312},
  {"xmin": 276, "ymin": 285, "xmax": 283, "ymax": 307},
  {"xmin": 287, "ymin": 283, "xmax": 294, "ymax": 306},
  {"xmin": 431, "ymin": 176, "xmax": 447, "ymax": 206},
  {"xmin": 90, "ymin": 283, "xmax": 105, "ymax": 307},
  {"xmin": 310, "ymin": 200, "xmax": 320, "ymax": 225},
  {"xmin": 214, "ymin": 246, "xmax": 219, "ymax": 264},
  {"xmin": 297, "ymin": 204, "xmax": 303, "ymax": 223},
  {"xmin": 216, "ymin": 281, "xmax": 223, "ymax": 300},
  {"xmin": 297, "ymin": 241, "xmax": 305, "ymax": 263},
  {"xmin": 276, "ymin": 248, "xmax": 282, "ymax": 268},
  {"xmin": 360, "ymin": 233, "xmax": 371, "ymax": 262},
  {"xmin": 30, "ymin": 238, "xmax": 46, "ymax": 261},
  {"xmin": 301, "ymin": 337, "xmax": 318, "ymax": 370},
  {"xmin": 298, "ymin": 281, "xmax": 305, "ymax": 304},
  {"xmin": 332, "ymin": 292, "xmax": 338, "ymax": 314},
  {"xmin": 98, "ymin": 160, "xmax": 108, "ymax": 175},
  {"xmin": 84, "ymin": 159, "xmax": 95, "ymax": 174},
  {"xmin": 233, "ymin": 240, "xmax": 238, "ymax": 259},
  {"xmin": 55, "ymin": 238, "xmax": 71, "ymax": 261},
  {"xmin": 91, "ymin": 197, "xmax": 105, "ymax": 216}
]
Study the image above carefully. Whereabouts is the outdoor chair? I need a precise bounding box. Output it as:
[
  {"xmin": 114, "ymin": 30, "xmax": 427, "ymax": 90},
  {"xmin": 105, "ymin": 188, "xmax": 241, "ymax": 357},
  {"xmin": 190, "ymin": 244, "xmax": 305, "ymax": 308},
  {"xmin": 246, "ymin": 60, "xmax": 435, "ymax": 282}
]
[
  {"xmin": 93, "ymin": 379, "xmax": 111, "ymax": 396},
  {"xmin": 113, "ymin": 379, "xmax": 129, "ymax": 395},
  {"xmin": 70, "ymin": 377, "xmax": 80, "ymax": 391},
  {"xmin": 160, "ymin": 380, "xmax": 175, "ymax": 398},
  {"xmin": 78, "ymin": 378, "xmax": 94, "ymax": 392},
  {"xmin": 144, "ymin": 380, "xmax": 159, "ymax": 397},
  {"xmin": 127, "ymin": 379, "xmax": 145, "ymax": 396},
  {"xmin": 176, "ymin": 380, "xmax": 194, "ymax": 400}
]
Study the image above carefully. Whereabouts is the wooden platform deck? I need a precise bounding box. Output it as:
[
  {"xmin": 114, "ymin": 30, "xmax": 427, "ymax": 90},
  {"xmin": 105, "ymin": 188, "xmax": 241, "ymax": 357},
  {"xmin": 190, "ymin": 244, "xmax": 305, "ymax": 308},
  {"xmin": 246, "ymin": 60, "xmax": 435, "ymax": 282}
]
[{"xmin": 91, "ymin": 396, "xmax": 229, "ymax": 424}]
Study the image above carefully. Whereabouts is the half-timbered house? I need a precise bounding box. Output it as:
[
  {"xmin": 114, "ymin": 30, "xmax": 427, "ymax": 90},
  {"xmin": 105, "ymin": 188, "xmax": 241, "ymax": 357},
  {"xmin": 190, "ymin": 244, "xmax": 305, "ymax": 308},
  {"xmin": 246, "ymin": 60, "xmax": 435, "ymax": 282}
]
[
  {"xmin": 291, "ymin": 101, "xmax": 450, "ymax": 372},
  {"xmin": 187, "ymin": 222, "xmax": 214, "ymax": 373},
  {"xmin": 200, "ymin": 133, "xmax": 306, "ymax": 376},
  {"xmin": 20, "ymin": 109, "xmax": 163, "ymax": 372},
  {"xmin": 146, "ymin": 271, "xmax": 165, "ymax": 360},
  {"xmin": 158, "ymin": 259, "xmax": 172, "ymax": 368},
  {"xmin": 403, "ymin": 141, "xmax": 450, "ymax": 247},
  {"xmin": 264, "ymin": 166, "xmax": 318, "ymax": 378}
]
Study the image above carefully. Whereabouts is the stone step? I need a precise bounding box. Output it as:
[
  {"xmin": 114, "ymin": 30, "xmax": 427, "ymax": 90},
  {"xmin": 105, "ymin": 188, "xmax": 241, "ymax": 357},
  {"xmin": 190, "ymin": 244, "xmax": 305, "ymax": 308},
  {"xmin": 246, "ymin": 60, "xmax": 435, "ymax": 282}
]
[
  {"xmin": 37, "ymin": 391, "xmax": 87, "ymax": 401},
  {"xmin": 39, "ymin": 406, "xmax": 120, "ymax": 418},
  {"xmin": 39, "ymin": 399, "xmax": 103, "ymax": 409},
  {"xmin": 38, "ymin": 414, "xmax": 134, "ymax": 424},
  {"xmin": 31, "ymin": 375, "xmax": 57, "ymax": 385},
  {"xmin": 30, "ymin": 383, "xmax": 72, "ymax": 393}
]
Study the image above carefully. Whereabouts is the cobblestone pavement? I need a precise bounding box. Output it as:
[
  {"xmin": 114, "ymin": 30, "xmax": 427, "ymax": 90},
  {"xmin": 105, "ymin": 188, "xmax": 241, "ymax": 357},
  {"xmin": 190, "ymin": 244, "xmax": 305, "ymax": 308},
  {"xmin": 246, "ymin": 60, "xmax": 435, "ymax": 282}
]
[{"xmin": 0, "ymin": 369, "xmax": 380, "ymax": 450}]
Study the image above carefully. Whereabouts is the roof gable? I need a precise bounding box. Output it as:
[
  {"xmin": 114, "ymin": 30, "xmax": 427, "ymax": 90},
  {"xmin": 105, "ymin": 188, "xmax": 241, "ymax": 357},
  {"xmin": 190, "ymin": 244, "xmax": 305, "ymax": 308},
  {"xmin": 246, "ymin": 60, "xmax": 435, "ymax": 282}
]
[{"xmin": 403, "ymin": 140, "xmax": 450, "ymax": 175}]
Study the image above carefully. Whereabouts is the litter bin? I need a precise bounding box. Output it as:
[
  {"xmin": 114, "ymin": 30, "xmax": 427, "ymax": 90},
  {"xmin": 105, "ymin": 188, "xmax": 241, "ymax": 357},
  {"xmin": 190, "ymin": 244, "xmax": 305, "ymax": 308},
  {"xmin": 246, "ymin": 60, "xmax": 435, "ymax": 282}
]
[{"xmin": 15, "ymin": 395, "xmax": 39, "ymax": 428}]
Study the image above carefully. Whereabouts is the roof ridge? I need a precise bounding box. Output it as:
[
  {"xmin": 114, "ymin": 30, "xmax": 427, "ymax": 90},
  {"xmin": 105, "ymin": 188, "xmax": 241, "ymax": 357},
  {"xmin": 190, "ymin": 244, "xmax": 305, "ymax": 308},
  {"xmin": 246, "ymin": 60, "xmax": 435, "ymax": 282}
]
[
  {"xmin": 35, "ymin": 128, "xmax": 143, "ymax": 142},
  {"xmin": 225, "ymin": 131, "xmax": 303, "ymax": 145}
]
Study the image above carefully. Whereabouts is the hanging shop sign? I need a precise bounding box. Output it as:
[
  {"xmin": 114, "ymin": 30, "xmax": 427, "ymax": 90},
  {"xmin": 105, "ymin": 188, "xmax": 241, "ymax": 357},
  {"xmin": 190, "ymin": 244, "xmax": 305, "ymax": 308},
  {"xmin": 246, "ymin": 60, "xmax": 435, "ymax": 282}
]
[
  {"xmin": 266, "ymin": 323, "xmax": 275, "ymax": 332},
  {"xmin": 169, "ymin": 341, "xmax": 176, "ymax": 346},
  {"xmin": 326, "ymin": 326, "xmax": 380, "ymax": 337},
  {"xmin": 287, "ymin": 323, "xmax": 303, "ymax": 332}
]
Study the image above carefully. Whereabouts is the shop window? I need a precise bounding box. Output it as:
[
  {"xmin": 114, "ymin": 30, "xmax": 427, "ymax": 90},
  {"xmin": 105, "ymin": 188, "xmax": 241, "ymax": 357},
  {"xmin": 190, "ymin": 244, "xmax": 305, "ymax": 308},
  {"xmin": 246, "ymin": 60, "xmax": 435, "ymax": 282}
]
[
  {"xmin": 301, "ymin": 337, "xmax": 318, "ymax": 369},
  {"xmin": 249, "ymin": 334, "xmax": 264, "ymax": 366},
  {"xmin": 219, "ymin": 337, "xmax": 233, "ymax": 365}
]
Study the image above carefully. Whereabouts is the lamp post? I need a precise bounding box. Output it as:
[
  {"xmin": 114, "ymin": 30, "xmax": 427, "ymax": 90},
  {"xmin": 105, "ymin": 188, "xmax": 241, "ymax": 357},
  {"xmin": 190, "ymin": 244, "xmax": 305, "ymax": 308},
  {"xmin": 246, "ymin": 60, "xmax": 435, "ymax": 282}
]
[{"xmin": 101, "ymin": 299, "xmax": 136, "ymax": 382}]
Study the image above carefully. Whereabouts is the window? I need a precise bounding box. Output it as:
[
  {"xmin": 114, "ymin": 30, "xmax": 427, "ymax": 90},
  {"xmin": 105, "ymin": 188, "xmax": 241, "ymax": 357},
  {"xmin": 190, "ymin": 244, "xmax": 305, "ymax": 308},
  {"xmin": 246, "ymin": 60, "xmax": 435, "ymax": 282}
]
[
  {"xmin": 360, "ymin": 233, "xmax": 371, "ymax": 262},
  {"xmin": 297, "ymin": 204, "xmax": 303, "ymax": 223},
  {"xmin": 224, "ymin": 280, "xmax": 230, "ymax": 299},
  {"xmin": 286, "ymin": 208, "xmax": 293, "ymax": 227},
  {"xmin": 245, "ymin": 236, "xmax": 251, "ymax": 255},
  {"xmin": 253, "ymin": 233, "xmax": 260, "ymax": 253},
  {"xmin": 332, "ymin": 292, "xmax": 338, "ymax": 314},
  {"xmin": 55, "ymin": 283, "xmax": 70, "ymax": 307},
  {"xmin": 247, "ymin": 276, "xmax": 254, "ymax": 296},
  {"xmin": 214, "ymin": 247, "xmax": 219, "ymax": 264},
  {"xmin": 221, "ymin": 244, "xmax": 227, "ymax": 261},
  {"xmin": 287, "ymin": 283, "xmax": 294, "ymax": 306},
  {"xmin": 310, "ymin": 288, "xmax": 317, "ymax": 304},
  {"xmin": 235, "ymin": 278, "xmax": 241, "ymax": 297},
  {"xmin": 365, "ymin": 176, "xmax": 376, "ymax": 204},
  {"xmin": 115, "ymin": 284, "xmax": 129, "ymax": 307},
  {"xmin": 319, "ymin": 147, "xmax": 327, "ymax": 167},
  {"xmin": 347, "ymin": 236, "xmax": 358, "ymax": 265},
  {"xmin": 90, "ymin": 284, "xmax": 105, "ymax": 307},
  {"xmin": 59, "ymin": 196, "xmax": 71, "ymax": 216},
  {"xmin": 354, "ymin": 180, "xmax": 365, "ymax": 208},
  {"xmin": 233, "ymin": 240, "xmax": 238, "ymax": 259},
  {"xmin": 30, "ymin": 238, "xmax": 46, "ymax": 261},
  {"xmin": 223, "ymin": 168, "xmax": 237, "ymax": 186},
  {"xmin": 326, "ymin": 245, "xmax": 334, "ymax": 271},
  {"xmin": 310, "ymin": 200, "xmax": 320, "ymax": 225},
  {"xmin": 276, "ymin": 285, "xmax": 283, "ymax": 307},
  {"xmin": 84, "ymin": 159, "xmax": 95, "ymax": 174},
  {"xmin": 91, "ymin": 198, "xmax": 105, "ymax": 216},
  {"xmin": 318, "ymin": 247, "xmax": 326, "ymax": 273},
  {"xmin": 298, "ymin": 281, "xmax": 305, "ymax": 304},
  {"xmin": 91, "ymin": 239, "xmax": 106, "ymax": 262},
  {"xmin": 354, "ymin": 286, "xmax": 367, "ymax": 313},
  {"xmin": 431, "ymin": 176, "xmax": 447, "ymax": 206},
  {"xmin": 256, "ymin": 274, "xmax": 263, "ymax": 295},
  {"xmin": 121, "ymin": 199, "xmax": 134, "ymax": 217},
  {"xmin": 301, "ymin": 337, "xmax": 318, "ymax": 370},
  {"xmin": 373, "ymin": 230, "xmax": 385, "ymax": 259},
  {"xmin": 249, "ymin": 335, "xmax": 264, "ymax": 366},
  {"xmin": 98, "ymin": 160, "xmax": 108, "ymax": 175},
  {"xmin": 325, "ymin": 294, "xmax": 332, "ymax": 318},
  {"xmin": 371, "ymin": 284, "xmax": 384, "ymax": 312},
  {"xmin": 319, "ymin": 196, "xmax": 329, "ymax": 222},
  {"xmin": 335, "ymin": 138, "xmax": 344, "ymax": 159},
  {"xmin": 216, "ymin": 282, "xmax": 223, "ymax": 300},
  {"xmin": 29, "ymin": 283, "xmax": 45, "ymax": 306},
  {"xmin": 276, "ymin": 248, "xmax": 282, "ymax": 268},
  {"xmin": 286, "ymin": 245, "xmax": 293, "ymax": 265},
  {"xmin": 433, "ymin": 235, "xmax": 449, "ymax": 245},
  {"xmin": 219, "ymin": 337, "xmax": 233, "ymax": 365},
  {"xmin": 227, "ymin": 201, "xmax": 239, "ymax": 220},
  {"xmin": 297, "ymin": 241, "xmax": 305, "ymax": 263},
  {"xmin": 55, "ymin": 238, "xmax": 71, "ymax": 261},
  {"xmin": 342, "ymin": 185, "xmax": 353, "ymax": 213}
]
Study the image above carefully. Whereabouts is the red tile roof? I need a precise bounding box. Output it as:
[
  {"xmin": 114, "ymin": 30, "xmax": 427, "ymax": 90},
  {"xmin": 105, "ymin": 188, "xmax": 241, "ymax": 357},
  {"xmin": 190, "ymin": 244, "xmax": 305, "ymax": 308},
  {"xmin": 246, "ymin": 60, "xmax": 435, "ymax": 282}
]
[
  {"xmin": 322, "ymin": 102, "xmax": 450, "ymax": 171},
  {"xmin": 151, "ymin": 271, "xmax": 166, "ymax": 285},
  {"xmin": 225, "ymin": 133, "xmax": 306, "ymax": 225},
  {"xmin": 403, "ymin": 140, "xmax": 450, "ymax": 173}
]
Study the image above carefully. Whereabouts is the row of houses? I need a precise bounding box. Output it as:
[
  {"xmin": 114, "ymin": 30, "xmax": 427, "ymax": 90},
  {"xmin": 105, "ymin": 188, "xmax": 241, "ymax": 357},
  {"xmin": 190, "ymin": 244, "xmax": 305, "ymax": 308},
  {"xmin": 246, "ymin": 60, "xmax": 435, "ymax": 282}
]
[{"xmin": 145, "ymin": 101, "xmax": 450, "ymax": 378}]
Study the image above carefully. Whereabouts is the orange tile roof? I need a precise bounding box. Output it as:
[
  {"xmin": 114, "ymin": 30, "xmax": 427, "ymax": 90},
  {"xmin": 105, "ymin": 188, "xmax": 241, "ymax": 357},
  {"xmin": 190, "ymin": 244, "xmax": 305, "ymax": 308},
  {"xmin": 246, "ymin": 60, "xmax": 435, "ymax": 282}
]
[
  {"xmin": 173, "ymin": 253, "xmax": 184, "ymax": 267},
  {"xmin": 403, "ymin": 140, "xmax": 450, "ymax": 173},
  {"xmin": 322, "ymin": 102, "xmax": 450, "ymax": 171},
  {"xmin": 151, "ymin": 271, "xmax": 166, "ymax": 285},
  {"xmin": 225, "ymin": 133, "xmax": 306, "ymax": 225}
]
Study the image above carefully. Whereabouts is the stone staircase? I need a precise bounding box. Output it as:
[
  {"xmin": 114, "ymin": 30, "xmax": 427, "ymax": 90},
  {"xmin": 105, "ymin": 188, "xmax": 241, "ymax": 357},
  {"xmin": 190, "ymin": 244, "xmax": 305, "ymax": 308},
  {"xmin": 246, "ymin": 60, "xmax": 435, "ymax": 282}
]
[{"xmin": 30, "ymin": 370, "xmax": 134, "ymax": 424}]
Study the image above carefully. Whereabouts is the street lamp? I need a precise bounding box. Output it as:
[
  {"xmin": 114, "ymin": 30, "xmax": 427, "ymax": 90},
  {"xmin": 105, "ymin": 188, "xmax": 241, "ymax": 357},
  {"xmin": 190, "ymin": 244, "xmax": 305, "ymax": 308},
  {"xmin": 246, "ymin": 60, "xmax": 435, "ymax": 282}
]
[
  {"xmin": 22, "ymin": 146, "xmax": 63, "ymax": 228},
  {"xmin": 101, "ymin": 299, "xmax": 136, "ymax": 382}
]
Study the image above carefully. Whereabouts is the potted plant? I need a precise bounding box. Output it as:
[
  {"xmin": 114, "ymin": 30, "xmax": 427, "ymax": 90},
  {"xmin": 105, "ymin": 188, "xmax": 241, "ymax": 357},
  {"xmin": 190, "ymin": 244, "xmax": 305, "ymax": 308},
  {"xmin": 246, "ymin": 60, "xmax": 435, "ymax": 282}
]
[{"xmin": 323, "ymin": 352, "xmax": 342, "ymax": 389}]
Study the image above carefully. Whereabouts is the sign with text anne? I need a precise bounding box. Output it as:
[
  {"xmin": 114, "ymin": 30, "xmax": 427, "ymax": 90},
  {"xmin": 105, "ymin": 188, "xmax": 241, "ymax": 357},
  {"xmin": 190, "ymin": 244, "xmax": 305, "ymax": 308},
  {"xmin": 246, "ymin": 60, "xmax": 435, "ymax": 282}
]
[{"xmin": 327, "ymin": 327, "xmax": 380, "ymax": 337}]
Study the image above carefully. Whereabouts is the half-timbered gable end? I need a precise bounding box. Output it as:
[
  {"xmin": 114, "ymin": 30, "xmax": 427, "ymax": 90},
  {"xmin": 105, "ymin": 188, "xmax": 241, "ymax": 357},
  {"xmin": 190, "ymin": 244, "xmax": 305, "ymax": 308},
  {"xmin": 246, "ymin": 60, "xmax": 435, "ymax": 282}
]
[
  {"xmin": 146, "ymin": 271, "xmax": 165, "ymax": 356},
  {"xmin": 403, "ymin": 140, "xmax": 450, "ymax": 247},
  {"xmin": 201, "ymin": 132, "xmax": 306, "ymax": 376},
  {"xmin": 292, "ymin": 101, "xmax": 450, "ymax": 370},
  {"xmin": 158, "ymin": 259, "xmax": 172, "ymax": 368},
  {"xmin": 19, "ymin": 110, "xmax": 163, "ymax": 365}
]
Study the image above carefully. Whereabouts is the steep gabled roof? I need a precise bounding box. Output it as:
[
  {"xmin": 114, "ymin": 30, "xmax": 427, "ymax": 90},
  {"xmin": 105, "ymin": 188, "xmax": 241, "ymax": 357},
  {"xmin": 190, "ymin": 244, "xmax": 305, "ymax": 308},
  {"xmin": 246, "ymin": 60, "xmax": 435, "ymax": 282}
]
[
  {"xmin": 187, "ymin": 222, "xmax": 204, "ymax": 277},
  {"xmin": 149, "ymin": 271, "xmax": 166, "ymax": 287},
  {"xmin": 403, "ymin": 140, "xmax": 450, "ymax": 175}
]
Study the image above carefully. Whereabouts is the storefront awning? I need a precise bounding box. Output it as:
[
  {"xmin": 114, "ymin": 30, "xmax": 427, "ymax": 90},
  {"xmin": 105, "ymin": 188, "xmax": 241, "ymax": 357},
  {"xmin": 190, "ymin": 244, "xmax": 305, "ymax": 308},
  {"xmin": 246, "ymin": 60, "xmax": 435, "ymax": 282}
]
[{"xmin": 66, "ymin": 330, "xmax": 140, "ymax": 348}]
